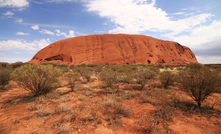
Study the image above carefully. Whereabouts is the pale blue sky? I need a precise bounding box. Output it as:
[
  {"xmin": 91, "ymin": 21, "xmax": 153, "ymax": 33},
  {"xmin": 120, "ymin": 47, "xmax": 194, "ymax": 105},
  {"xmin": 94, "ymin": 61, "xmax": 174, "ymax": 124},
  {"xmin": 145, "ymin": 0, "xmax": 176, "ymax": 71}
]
[{"xmin": 0, "ymin": 0, "xmax": 221, "ymax": 64}]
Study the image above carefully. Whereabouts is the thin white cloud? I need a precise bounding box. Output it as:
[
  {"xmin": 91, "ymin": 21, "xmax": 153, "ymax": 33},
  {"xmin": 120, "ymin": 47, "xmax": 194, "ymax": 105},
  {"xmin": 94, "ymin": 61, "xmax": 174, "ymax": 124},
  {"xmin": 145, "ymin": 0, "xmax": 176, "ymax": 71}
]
[
  {"xmin": 0, "ymin": 0, "xmax": 29, "ymax": 8},
  {"xmin": 16, "ymin": 32, "xmax": 29, "ymax": 35},
  {"xmin": 55, "ymin": 29, "xmax": 75, "ymax": 38},
  {"xmin": 22, "ymin": 23, "xmax": 70, "ymax": 28},
  {"xmin": 0, "ymin": 39, "xmax": 51, "ymax": 50},
  {"xmin": 2, "ymin": 11, "xmax": 14, "ymax": 16},
  {"xmin": 39, "ymin": 29, "xmax": 54, "ymax": 35},
  {"xmin": 171, "ymin": 12, "xmax": 185, "ymax": 15},
  {"xmin": 85, "ymin": 0, "xmax": 213, "ymax": 35},
  {"xmin": 15, "ymin": 18, "xmax": 23, "ymax": 23},
  {"xmin": 31, "ymin": 25, "xmax": 39, "ymax": 30},
  {"xmin": 55, "ymin": 29, "xmax": 66, "ymax": 36}
]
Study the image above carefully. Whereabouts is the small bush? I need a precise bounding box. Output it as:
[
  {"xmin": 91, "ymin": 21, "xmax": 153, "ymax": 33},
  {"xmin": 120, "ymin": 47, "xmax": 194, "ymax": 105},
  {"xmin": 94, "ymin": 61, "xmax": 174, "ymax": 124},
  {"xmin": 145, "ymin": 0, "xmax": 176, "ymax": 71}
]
[
  {"xmin": 178, "ymin": 65, "xmax": 221, "ymax": 107},
  {"xmin": 135, "ymin": 69, "xmax": 156, "ymax": 90},
  {"xmin": 0, "ymin": 68, "xmax": 12, "ymax": 90},
  {"xmin": 93, "ymin": 65, "xmax": 103, "ymax": 72},
  {"xmin": 147, "ymin": 65, "xmax": 160, "ymax": 74},
  {"xmin": 11, "ymin": 64, "xmax": 62, "ymax": 96},
  {"xmin": 80, "ymin": 67, "xmax": 93, "ymax": 82},
  {"xmin": 65, "ymin": 72, "xmax": 81, "ymax": 91},
  {"xmin": 99, "ymin": 69, "xmax": 117, "ymax": 88},
  {"xmin": 117, "ymin": 72, "xmax": 134, "ymax": 84},
  {"xmin": 159, "ymin": 71, "xmax": 176, "ymax": 88}
]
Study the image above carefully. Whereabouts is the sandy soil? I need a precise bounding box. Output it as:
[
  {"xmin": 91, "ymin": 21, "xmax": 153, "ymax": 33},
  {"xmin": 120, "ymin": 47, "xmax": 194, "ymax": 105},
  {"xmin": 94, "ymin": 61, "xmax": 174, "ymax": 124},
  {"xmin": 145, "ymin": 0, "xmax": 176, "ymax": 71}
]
[{"xmin": 0, "ymin": 79, "xmax": 220, "ymax": 134}]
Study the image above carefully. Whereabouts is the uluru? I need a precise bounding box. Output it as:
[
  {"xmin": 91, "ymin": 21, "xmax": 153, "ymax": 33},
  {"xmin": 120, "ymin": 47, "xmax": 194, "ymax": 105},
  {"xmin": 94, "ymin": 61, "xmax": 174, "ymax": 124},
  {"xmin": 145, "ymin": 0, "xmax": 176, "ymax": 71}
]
[{"xmin": 29, "ymin": 34, "xmax": 197, "ymax": 65}]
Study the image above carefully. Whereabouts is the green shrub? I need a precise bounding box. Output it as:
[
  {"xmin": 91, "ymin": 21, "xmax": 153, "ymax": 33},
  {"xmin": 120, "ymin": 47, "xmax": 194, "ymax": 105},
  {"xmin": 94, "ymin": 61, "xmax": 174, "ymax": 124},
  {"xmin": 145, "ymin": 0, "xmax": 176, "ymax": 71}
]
[
  {"xmin": 65, "ymin": 72, "xmax": 81, "ymax": 91},
  {"xmin": 159, "ymin": 71, "xmax": 176, "ymax": 88},
  {"xmin": 99, "ymin": 69, "xmax": 117, "ymax": 88},
  {"xmin": 93, "ymin": 65, "xmax": 103, "ymax": 72},
  {"xmin": 135, "ymin": 69, "xmax": 156, "ymax": 90},
  {"xmin": 178, "ymin": 66, "xmax": 221, "ymax": 107},
  {"xmin": 0, "ymin": 68, "xmax": 12, "ymax": 90},
  {"xmin": 117, "ymin": 72, "xmax": 134, "ymax": 84},
  {"xmin": 147, "ymin": 65, "xmax": 160, "ymax": 74},
  {"xmin": 11, "ymin": 64, "xmax": 62, "ymax": 96}
]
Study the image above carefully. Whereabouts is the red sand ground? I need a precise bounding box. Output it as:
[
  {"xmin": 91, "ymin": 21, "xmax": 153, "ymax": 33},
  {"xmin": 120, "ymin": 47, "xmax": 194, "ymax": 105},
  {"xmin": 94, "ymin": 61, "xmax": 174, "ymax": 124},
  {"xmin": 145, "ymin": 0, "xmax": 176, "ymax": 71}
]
[
  {"xmin": 0, "ymin": 79, "xmax": 220, "ymax": 134},
  {"xmin": 29, "ymin": 34, "xmax": 197, "ymax": 66}
]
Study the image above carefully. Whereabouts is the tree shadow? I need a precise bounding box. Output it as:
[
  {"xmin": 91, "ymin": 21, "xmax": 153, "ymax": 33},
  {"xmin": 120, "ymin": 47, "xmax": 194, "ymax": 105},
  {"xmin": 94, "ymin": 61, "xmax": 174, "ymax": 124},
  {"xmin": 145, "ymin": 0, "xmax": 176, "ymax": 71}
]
[{"xmin": 173, "ymin": 100, "xmax": 221, "ymax": 118}]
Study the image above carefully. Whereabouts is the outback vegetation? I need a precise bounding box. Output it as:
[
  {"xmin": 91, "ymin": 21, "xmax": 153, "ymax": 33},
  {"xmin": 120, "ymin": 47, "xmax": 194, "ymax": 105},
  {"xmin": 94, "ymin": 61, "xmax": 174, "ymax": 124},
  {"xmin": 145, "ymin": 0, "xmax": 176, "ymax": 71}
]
[{"xmin": 0, "ymin": 62, "xmax": 221, "ymax": 134}]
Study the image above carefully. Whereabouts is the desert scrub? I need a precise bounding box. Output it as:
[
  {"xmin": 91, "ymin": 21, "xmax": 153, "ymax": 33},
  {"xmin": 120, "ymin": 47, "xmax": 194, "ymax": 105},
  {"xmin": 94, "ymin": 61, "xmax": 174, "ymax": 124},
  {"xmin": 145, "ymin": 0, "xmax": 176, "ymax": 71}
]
[
  {"xmin": 65, "ymin": 72, "xmax": 81, "ymax": 91},
  {"xmin": 99, "ymin": 69, "xmax": 117, "ymax": 88},
  {"xmin": 134, "ymin": 69, "xmax": 156, "ymax": 90},
  {"xmin": 102, "ymin": 94, "xmax": 131, "ymax": 118},
  {"xmin": 11, "ymin": 64, "xmax": 62, "ymax": 96},
  {"xmin": 79, "ymin": 67, "xmax": 93, "ymax": 82},
  {"xmin": 178, "ymin": 64, "xmax": 221, "ymax": 107},
  {"xmin": 117, "ymin": 72, "xmax": 135, "ymax": 84},
  {"xmin": 159, "ymin": 71, "xmax": 176, "ymax": 89},
  {"xmin": 0, "ymin": 68, "xmax": 12, "ymax": 90}
]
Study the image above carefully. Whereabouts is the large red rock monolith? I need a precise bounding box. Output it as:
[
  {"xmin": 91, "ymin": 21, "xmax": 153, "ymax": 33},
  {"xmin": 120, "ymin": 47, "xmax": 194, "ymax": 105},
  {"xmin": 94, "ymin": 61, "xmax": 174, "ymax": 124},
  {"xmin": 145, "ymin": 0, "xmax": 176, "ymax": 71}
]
[{"xmin": 29, "ymin": 34, "xmax": 197, "ymax": 65}]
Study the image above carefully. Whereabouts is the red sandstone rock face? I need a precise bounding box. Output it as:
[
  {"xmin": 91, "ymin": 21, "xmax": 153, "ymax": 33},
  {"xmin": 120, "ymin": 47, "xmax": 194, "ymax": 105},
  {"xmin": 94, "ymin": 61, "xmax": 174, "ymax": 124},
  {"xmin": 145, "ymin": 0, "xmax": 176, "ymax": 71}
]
[{"xmin": 29, "ymin": 34, "xmax": 198, "ymax": 65}]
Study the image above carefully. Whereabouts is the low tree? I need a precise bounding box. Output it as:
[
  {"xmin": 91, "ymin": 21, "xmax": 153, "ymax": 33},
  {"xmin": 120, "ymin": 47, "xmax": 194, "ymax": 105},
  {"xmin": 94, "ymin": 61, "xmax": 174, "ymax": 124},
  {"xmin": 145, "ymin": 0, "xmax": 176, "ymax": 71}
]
[
  {"xmin": 159, "ymin": 71, "xmax": 176, "ymax": 89},
  {"xmin": 178, "ymin": 65, "xmax": 221, "ymax": 107},
  {"xmin": 11, "ymin": 64, "xmax": 62, "ymax": 96}
]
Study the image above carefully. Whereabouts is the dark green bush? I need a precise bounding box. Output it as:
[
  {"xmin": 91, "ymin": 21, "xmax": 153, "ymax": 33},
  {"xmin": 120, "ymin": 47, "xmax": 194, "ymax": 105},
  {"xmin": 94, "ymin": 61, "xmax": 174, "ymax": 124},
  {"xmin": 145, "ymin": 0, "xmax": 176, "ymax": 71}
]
[
  {"xmin": 159, "ymin": 71, "xmax": 176, "ymax": 88},
  {"xmin": 11, "ymin": 64, "xmax": 62, "ymax": 96},
  {"xmin": 0, "ymin": 68, "xmax": 12, "ymax": 90},
  {"xmin": 178, "ymin": 66, "xmax": 221, "ymax": 107}
]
